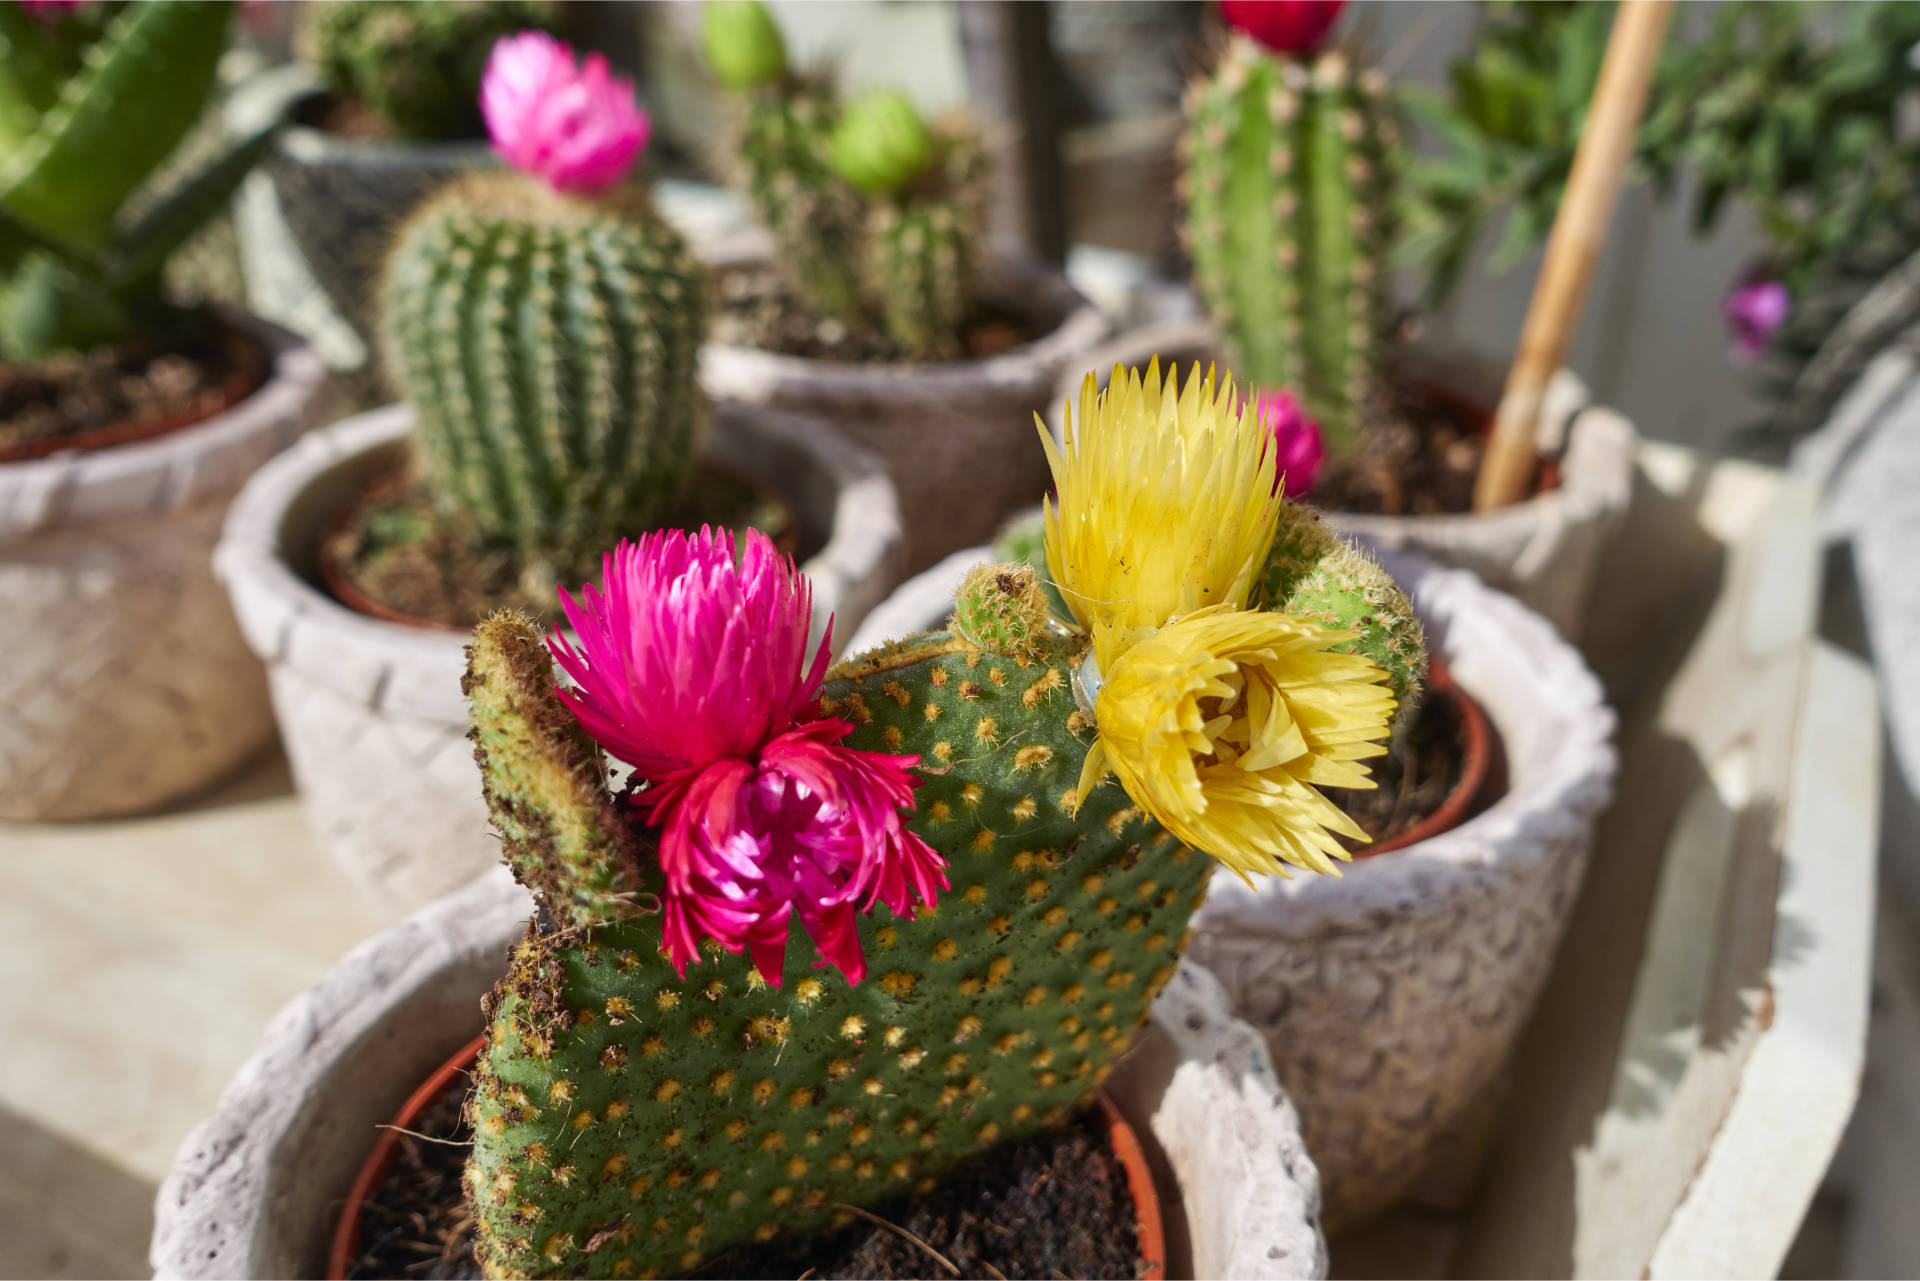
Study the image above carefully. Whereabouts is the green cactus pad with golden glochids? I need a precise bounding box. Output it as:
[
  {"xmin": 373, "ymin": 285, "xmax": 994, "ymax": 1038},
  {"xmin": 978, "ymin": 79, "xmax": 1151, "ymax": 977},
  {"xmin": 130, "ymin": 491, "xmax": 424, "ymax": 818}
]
[{"xmin": 462, "ymin": 613, "xmax": 1203, "ymax": 1279}]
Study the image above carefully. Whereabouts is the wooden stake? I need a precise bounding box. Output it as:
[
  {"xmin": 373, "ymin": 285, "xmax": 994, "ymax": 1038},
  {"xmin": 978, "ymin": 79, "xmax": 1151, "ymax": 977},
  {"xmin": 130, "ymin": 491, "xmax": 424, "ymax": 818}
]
[{"xmin": 1474, "ymin": 0, "xmax": 1673, "ymax": 512}]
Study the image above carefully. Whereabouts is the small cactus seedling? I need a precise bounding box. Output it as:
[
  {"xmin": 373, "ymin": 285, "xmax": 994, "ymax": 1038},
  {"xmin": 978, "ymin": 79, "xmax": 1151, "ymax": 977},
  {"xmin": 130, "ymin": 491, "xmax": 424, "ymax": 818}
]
[
  {"xmin": 304, "ymin": 0, "xmax": 560, "ymax": 142},
  {"xmin": 379, "ymin": 33, "xmax": 700, "ymax": 585},
  {"xmin": 701, "ymin": 0, "xmax": 988, "ymax": 360},
  {"xmin": 1181, "ymin": 4, "xmax": 1399, "ymax": 453},
  {"xmin": 457, "ymin": 359, "xmax": 1425, "ymax": 1277},
  {"xmin": 0, "ymin": 0, "xmax": 275, "ymax": 361}
]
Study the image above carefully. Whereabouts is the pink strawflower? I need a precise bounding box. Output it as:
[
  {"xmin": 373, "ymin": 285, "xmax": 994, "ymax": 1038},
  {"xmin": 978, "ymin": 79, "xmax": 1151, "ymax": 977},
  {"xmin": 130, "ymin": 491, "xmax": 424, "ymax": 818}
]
[
  {"xmin": 1254, "ymin": 388, "xmax": 1326, "ymax": 498},
  {"xmin": 550, "ymin": 528, "xmax": 946, "ymax": 987},
  {"xmin": 1724, "ymin": 275, "xmax": 1789, "ymax": 363},
  {"xmin": 1218, "ymin": 0, "xmax": 1347, "ymax": 55},
  {"xmin": 481, "ymin": 31, "xmax": 649, "ymax": 194}
]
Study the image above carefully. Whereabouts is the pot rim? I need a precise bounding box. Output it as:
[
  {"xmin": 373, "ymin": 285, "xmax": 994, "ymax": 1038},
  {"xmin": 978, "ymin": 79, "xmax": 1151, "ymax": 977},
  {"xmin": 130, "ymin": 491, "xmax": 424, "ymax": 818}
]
[
  {"xmin": 1051, "ymin": 319, "xmax": 1638, "ymax": 535},
  {"xmin": 226, "ymin": 62, "xmax": 496, "ymax": 169},
  {"xmin": 326, "ymin": 1036, "xmax": 1167, "ymax": 1281},
  {"xmin": 0, "ymin": 305, "xmax": 327, "ymax": 544},
  {"xmin": 214, "ymin": 402, "xmax": 903, "ymax": 724},
  {"xmin": 1355, "ymin": 656, "xmax": 1495, "ymax": 859},
  {"xmin": 700, "ymin": 245, "xmax": 1111, "ymax": 400}
]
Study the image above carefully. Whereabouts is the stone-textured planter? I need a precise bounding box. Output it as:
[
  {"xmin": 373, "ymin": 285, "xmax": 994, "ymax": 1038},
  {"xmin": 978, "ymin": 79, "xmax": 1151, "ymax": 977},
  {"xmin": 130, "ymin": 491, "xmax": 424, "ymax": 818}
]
[
  {"xmin": 844, "ymin": 544, "xmax": 1619, "ymax": 1230},
  {"xmin": 700, "ymin": 244, "xmax": 1110, "ymax": 573},
  {"xmin": 0, "ymin": 312, "xmax": 329, "ymax": 821},
  {"xmin": 226, "ymin": 64, "xmax": 493, "ymax": 383},
  {"xmin": 216, "ymin": 403, "xmax": 904, "ymax": 913},
  {"xmin": 152, "ymin": 868, "xmax": 1327, "ymax": 1280},
  {"xmin": 1053, "ymin": 321, "xmax": 1637, "ymax": 641}
]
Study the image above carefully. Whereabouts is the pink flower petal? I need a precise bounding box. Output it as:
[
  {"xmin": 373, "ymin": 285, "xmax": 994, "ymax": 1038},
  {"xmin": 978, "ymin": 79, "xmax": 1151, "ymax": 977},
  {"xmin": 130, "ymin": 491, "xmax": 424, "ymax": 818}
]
[{"xmin": 481, "ymin": 31, "xmax": 649, "ymax": 194}]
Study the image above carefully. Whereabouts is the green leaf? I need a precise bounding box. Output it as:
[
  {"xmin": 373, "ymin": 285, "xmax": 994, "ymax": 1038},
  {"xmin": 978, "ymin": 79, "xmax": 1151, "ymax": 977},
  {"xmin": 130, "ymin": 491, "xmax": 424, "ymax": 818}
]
[
  {"xmin": 105, "ymin": 119, "xmax": 278, "ymax": 292},
  {"xmin": 0, "ymin": 249, "xmax": 128, "ymax": 361},
  {"xmin": 0, "ymin": 1, "xmax": 233, "ymax": 253}
]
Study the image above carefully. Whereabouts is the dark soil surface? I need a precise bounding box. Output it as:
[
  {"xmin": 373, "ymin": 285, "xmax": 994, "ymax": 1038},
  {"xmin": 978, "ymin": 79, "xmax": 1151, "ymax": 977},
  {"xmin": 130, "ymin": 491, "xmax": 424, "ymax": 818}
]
[
  {"xmin": 0, "ymin": 315, "xmax": 264, "ymax": 459},
  {"xmin": 324, "ymin": 461, "xmax": 797, "ymax": 630},
  {"xmin": 1308, "ymin": 378, "xmax": 1490, "ymax": 517},
  {"xmin": 346, "ymin": 1083, "xmax": 1146, "ymax": 1281},
  {"xmin": 710, "ymin": 260, "xmax": 1031, "ymax": 365},
  {"xmin": 1327, "ymin": 682, "xmax": 1472, "ymax": 852},
  {"xmin": 298, "ymin": 91, "xmax": 404, "ymax": 143}
]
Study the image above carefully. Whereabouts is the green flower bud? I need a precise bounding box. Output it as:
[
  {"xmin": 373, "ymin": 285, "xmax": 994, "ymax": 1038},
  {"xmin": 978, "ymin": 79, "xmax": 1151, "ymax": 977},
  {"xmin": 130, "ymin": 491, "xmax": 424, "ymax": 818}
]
[
  {"xmin": 828, "ymin": 88, "xmax": 933, "ymax": 196},
  {"xmin": 701, "ymin": 0, "xmax": 788, "ymax": 92}
]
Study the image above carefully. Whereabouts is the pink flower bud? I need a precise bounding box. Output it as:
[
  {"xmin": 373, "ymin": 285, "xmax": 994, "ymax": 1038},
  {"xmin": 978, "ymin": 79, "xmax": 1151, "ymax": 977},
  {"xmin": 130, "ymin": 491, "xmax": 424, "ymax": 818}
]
[
  {"xmin": 1218, "ymin": 0, "xmax": 1347, "ymax": 55},
  {"xmin": 1254, "ymin": 388, "xmax": 1326, "ymax": 498},
  {"xmin": 481, "ymin": 31, "xmax": 649, "ymax": 195},
  {"xmin": 1723, "ymin": 275, "xmax": 1789, "ymax": 363}
]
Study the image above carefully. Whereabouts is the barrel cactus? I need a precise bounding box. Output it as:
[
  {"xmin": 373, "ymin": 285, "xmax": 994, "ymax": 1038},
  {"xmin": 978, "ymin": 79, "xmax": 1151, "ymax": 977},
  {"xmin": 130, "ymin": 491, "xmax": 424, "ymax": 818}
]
[
  {"xmin": 457, "ymin": 358, "xmax": 1425, "ymax": 1277},
  {"xmin": 378, "ymin": 32, "xmax": 701, "ymax": 583},
  {"xmin": 700, "ymin": 0, "xmax": 986, "ymax": 360},
  {"xmin": 0, "ymin": 0, "xmax": 274, "ymax": 361},
  {"xmin": 1180, "ymin": 4, "xmax": 1399, "ymax": 453}
]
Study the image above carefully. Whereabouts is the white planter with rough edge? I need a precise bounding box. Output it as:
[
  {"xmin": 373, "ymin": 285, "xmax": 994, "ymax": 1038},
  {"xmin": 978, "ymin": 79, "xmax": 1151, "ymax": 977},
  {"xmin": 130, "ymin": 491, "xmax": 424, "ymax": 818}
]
[
  {"xmin": 844, "ymin": 544, "xmax": 1619, "ymax": 1229},
  {"xmin": 1052, "ymin": 321, "xmax": 1637, "ymax": 641},
  {"xmin": 700, "ymin": 242, "xmax": 1110, "ymax": 574},
  {"xmin": 0, "ymin": 311, "xmax": 330, "ymax": 820},
  {"xmin": 216, "ymin": 403, "xmax": 905, "ymax": 913},
  {"xmin": 151, "ymin": 867, "xmax": 1327, "ymax": 1280}
]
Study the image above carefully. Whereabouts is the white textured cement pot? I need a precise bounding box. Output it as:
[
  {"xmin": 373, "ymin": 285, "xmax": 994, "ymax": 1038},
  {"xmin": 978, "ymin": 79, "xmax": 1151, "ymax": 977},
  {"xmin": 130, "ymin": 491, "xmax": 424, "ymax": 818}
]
[
  {"xmin": 152, "ymin": 868, "xmax": 1328, "ymax": 1280},
  {"xmin": 226, "ymin": 64, "xmax": 493, "ymax": 379},
  {"xmin": 846, "ymin": 544, "xmax": 1620, "ymax": 1230},
  {"xmin": 216, "ymin": 403, "xmax": 905, "ymax": 914},
  {"xmin": 0, "ymin": 312, "xmax": 329, "ymax": 821},
  {"xmin": 701, "ymin": 242, "xmax": 1110, "ymax": 573},
  {"xmin": 1053, "ymin": 322, "xmax": 1637, "ymax": 641}
]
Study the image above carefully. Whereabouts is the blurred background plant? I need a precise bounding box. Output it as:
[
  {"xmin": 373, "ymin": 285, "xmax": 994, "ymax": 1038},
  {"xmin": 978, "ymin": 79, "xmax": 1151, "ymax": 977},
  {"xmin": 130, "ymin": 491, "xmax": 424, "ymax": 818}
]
[{"xmin": 1403, "ymin": 0, "xmax": 1920, "ymax": 402}]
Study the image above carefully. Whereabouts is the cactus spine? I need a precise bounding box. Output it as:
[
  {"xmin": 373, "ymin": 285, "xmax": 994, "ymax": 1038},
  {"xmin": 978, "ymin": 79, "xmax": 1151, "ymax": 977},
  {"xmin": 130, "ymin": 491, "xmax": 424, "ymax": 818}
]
[
  {"xmin": 1182, "ymin": 39, "xmax": 1400, "ymax": 452},
  {"xmin": 380, "ymin": 175, "xmax": 706, "ymax": 580}
]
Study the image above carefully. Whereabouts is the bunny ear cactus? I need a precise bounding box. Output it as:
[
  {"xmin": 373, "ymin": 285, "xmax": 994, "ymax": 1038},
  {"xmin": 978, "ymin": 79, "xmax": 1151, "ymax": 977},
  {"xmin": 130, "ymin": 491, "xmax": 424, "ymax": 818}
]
[
  {"xmin": 379, "ymin": 33, "xmax": 701, "ymax": 585},
  {"xmin": 830, "ymin": 89, "xmax": 986, "ymax": 362},
  {"xmin": 458, "ymin": 359, "xmax": 1425, "ymax": 1278},
  {"xmin": 0, "ymin": 0, "xmax": 277, "ymax": 361},
  {"xmin": 1181, "ymin": 0, "xmax": 1400, "ymax": 454}
]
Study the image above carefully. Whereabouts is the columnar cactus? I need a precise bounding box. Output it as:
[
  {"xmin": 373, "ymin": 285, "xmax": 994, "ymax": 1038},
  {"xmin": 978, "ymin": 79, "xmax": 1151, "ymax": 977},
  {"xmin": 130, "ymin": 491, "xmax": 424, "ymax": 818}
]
[
  {"xmin": 701, "ymin": 1, "xmax": 987, "ymax": 361},
  {"xmin": 0, "ymin": 0, "xmax": 273, "ymax": 360},
  {"xmin": 305, "ymin": 0, "xmax": 559, "ymax": 142},
  {"xmin": 457, "ymin": 359, "xmax": 1425, "ymax": 1278},
  {"xmin": 379, "ymin": 34, "xmax": 701, "ymax": 582},
  {"xmin": 1181, "ymin": 9, "xmax": 1399, "ymax": 453}
]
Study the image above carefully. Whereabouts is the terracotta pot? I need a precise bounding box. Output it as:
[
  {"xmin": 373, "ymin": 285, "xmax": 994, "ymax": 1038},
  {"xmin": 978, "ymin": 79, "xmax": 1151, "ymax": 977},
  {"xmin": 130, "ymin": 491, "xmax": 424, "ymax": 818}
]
[
  {"xmin": 324, "ymin": 1036, "xmax": 1166, "ymax": 1281},
  {"xmin": 842, "ymin": 543, "xmax": 1618, "ymax": 1230},
  {"xmin": 155, "ymin": 869, "xmax": 1327, "ymax": 1279},
  {"xmin": 1050, "ymin": 320, "xmax": 1638, "ymax": 641},
  {"xmin": 0, "ymin": 309, "xmax": 330, "ymax": 820},
  {"xmin": 700, "ymin": 243, "xmax": 1110, "ymax": 573},
  {"xmin": 1359, "ymin": 658, "xmax": 1494, "ymax": 860},
  {"xmin": 215, "ymin": 402, "xmax": 906, "ymax": 913}
]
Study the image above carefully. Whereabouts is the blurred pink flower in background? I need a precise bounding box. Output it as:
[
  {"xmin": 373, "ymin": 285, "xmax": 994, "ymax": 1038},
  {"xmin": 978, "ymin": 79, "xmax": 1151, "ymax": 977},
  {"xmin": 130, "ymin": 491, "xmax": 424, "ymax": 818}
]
[
  {"xmin": 19, "ymin": 0, "xmax": 87, "ymax": 16},
  {"xmin": 549, "ymin": 528, "xmax": 946, "ymax": 988},
  {"xmin": 481, "ymin": 31, "xmax": 648, "ymax": 194},
  {"xmin": 1724, "ymin": 275, "xmax": 1789, "ymax": 363},
  {"xmin": 1254, "ymin": 388, "xmax": 1326, "ymax": 498},
  {"xmin": 1217, "ymin": 0, "xmax": 1347, "ymax": 55}
]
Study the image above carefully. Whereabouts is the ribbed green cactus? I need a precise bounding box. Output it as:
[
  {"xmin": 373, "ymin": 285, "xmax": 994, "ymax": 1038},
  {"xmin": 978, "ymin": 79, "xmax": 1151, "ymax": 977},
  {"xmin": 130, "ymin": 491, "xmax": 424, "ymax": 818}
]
[
  {"xmin": 380, "ymin": 174, "xmax": 706, "ymax": 581},
  {"xmin": 1181, "ymin": 39, "xmax": 1400, "ymax": 452},
  {"xmin": 0, "ymin": 0, "xmax": 275, "ymax": 360},
  {"xmin": 463, "ymin": 610, "xmax": 1206, "ymax": 1278},
  {"xmin": 702, "ymin": 1, "xmax": 987, "ymax": 361},
  {"xmin": 305, "ymin": 0, "xmax": 559, "ymax": 142}
]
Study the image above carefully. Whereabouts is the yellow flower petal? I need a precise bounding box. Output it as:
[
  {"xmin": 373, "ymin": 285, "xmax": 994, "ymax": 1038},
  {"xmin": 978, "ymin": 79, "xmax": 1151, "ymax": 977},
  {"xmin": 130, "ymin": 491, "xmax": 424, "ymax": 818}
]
[
  {"xmin": 1090, "ymin": 609, "xmax": 1395, "ymax": 880},
  {"xmin": 1039, "ymin": 360, "xmax": 1281, "ymax": 676}
]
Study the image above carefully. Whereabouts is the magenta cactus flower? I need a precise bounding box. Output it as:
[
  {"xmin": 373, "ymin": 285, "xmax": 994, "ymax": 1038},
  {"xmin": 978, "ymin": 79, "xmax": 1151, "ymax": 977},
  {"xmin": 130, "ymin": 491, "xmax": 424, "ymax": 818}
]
[
  {"xmin": 18, "ymin": 0, "xmax": 87, "ymax": 16},
  {"xmin": 549, "ymin": 528, "xmax": 947, "ymax": 986},
  {"xmin": 1253, "ymin": 388, "xmax": 1326, "ymax": 498},
  {"xmin": 480, "ymin": 30, "xmax": 649, "ymax": 194},
  {"xmin": 1724, "ymin": 275, "xmax": 1790, "ymax": 362},
  {"xmin": 1217, "ymin": 0, "xmax": 1347, "ymax": 55}
]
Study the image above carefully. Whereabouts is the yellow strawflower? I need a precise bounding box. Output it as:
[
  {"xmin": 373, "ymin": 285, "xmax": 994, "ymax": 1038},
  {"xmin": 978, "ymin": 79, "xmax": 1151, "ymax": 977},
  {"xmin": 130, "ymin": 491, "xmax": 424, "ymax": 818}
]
[{"xmin": 1040, "ymin": 360, "xmax": 1398, "ymax": 877}]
